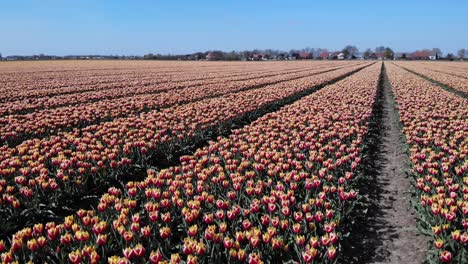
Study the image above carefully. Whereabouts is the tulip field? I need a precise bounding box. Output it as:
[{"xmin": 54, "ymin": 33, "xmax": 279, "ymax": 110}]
[{"xmin": 0, "ymin": 60, "xmax": 467, "ymax": 263}]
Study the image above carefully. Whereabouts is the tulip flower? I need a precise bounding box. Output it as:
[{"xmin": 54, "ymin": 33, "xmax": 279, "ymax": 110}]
[
  {"xmin": 0, "ymin": 240, "xmax": 5, "ymax": 252},
  {"xmin": 68, "ymin": 250, "xmax": 82, "ymax": 264},
  {"xmin": 149, "ymin": 249, "xmax": 164, "ymax": 263},
  {"xmin": 439, "ymin": 250, "xmax": 452, "ymax": 263},
  {"xmin": 160, "ymin": 226, "xmax": 171, "ymax": 239},
  {"xmin": 0, "ymin": 62, "xmax": 385, "ymax": 263}
]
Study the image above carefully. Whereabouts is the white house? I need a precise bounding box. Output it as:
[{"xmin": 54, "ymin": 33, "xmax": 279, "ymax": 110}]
[
  {"xmin": 428, "ymin": 52, "xmax": 437, "ymax": 60},
  {"xmin": 337, "ymin": 53, "xmax": 345, "ymax": 60}
]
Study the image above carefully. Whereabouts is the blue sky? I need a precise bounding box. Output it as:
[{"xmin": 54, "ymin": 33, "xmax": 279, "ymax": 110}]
[{"xmin": 0, "ymin": 0, "xmax": 467, "ymax": 56}]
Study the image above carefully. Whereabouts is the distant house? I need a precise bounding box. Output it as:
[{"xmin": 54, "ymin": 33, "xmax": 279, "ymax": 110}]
[
  {"xmin": 428, "ymin": 51, "xmax": 438, "ymax": 60},
  {"xmin": 299, "ymin": 52, "xmax": 313, "ymax": 60},
  {"xmin": 251, "ymin": 54, "xmax": 265, "ymax": 61},
  {"xmin": 206, "ymin": 52, "xmax": 223, "ymax": 60},
  {"xmin": 394, "ymin": 52, "xmax": 408, "ymax": 60},
  {"xmin": 410, "ymin": 50, "xmax": 429, "ymax": 60},
  {"xmin": 275, "ymin": 53, "xmax": 286, "ymax": 60},
  {"xmin": 329, "ymin": 52, "xmax": 340, "ymax": 59},
  {"xmin": 319, "ymin": 52, "xmax": 330, "ymax": 60},
  {"xmin": 337, "ymin": 53, "xmax": 345, "ymax": 60},
  {"xmin": 410, "ymin": 50, "xmax": 438, "ymax": 60},
  {"xmin": 6, "ymin": 56, "xmax": 24, "ymax": 61},
  {"xmin": 375, "ymin": 52, "xmax": 385, "ymax": 60},
  {"xmin": 288, "ymin": 53, "xmax": 300, "ymax": 60},
  {"xmin": 206, "ymin": 52, "xmax": 216, "ymax": 60},
  {"xmin": 354, "ymin": 53, "xmax": 364, "ymax": 60}
]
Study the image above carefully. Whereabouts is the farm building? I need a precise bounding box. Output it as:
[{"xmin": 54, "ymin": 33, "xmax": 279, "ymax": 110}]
[
  {"xmin": 299, "ymin": 52, "xmax": 313, "ymax": 59},
  {"xmin": 409, "ymin": 50, "xmax": 439, "ymax": 60},
  {"xmin": 319, "ymin": 52, "xmax": 330, "ymax": 59},
  {"xmin": 206, "ymin": 51, "xmax": 223, "ymax": 60}
]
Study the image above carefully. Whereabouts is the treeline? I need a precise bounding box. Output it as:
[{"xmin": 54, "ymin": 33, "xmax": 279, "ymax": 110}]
[
  {"xmin": 143, "ymin": 49, "xmax": 329, "ymax": 61},
  {"xmin": 0, "ymin": 54, "xmax": 143, "ymax": 61},
  {"xmin": 135, "ymin": 46, "xmax": 468, "ymax": 61},
  {"xmin": 2, "ymin": 46, "xmax": 468, "ymax": 61}
]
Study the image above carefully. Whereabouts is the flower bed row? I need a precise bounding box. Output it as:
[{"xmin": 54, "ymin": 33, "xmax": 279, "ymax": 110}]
[
  {"xmin": 386, "ymin": 63, "xmax": 468, "ymax": 263},
  {"xmin": 0, "ymin": 60, "xmax": 299, "ymax": 92},
  {"xmin": 393, "ymin": 61, "xmax": 468, "ymax": 94},
  {"xmin": 0, "ymin": 62, "xmax": 382, "ymax": 263},
  {"xmin": 417, "ymin": 62, "xmax": 468, "ymax": 79},
  {"xmin": 0, "ymin": 63, "xmax": 371, "ymax": 217},
  {"xmin": 0, "ymin": 62, "xmax": 358, "ymax": 116},
  {"xmin": 0, "ymin": 63, "xmax": 362, "ymax": 146},
  {"xmin": 0, "ymin": 62, "xmax": 323, "ymax": 102}
]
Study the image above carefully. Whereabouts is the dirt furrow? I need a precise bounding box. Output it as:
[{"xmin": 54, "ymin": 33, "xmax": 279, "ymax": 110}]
[
  {"xmin": 366, "ymin": 63, "xmax": 428, "ymax": 263},
  {"xmin": 343, "ymin": 63, "xmax": 428, "ymax": 264}
]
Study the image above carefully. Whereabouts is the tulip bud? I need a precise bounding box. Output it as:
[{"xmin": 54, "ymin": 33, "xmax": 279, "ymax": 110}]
[
  {"xmin": 149, "ymin": 249, "xmax": 163, "ymax": 263},
  {"xmin": 439, "ymin": 250, "xmax": 452, "ymax": 263},
  {"xmin": 160, "ymin": 226, "xmax": 171, "ymax": 239},
  {"xmin": 133, "ymin": 244, "xmax": 145, "ymax": 257},
  {"xmin": 434, "ymin": 238, "xmax": 444, "ymax": 249},
  {"xmin": 451, "ymin": 230, "xmax": 461, "ymax": 241},
  {"xmin": 327, "ymin": 246, "xmax": 337, "ymax": 259}
]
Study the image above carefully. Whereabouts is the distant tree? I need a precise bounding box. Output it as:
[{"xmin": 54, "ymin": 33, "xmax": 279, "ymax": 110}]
[
  {"xmin": 363, "ymin": 48, "xmax": 372, "ymax": 59},
  {"xmin": 431, "ymin": 48, "xmax": 443, "ymax": 58},
  {"xmin": 290, "ymin": 52, "xmax": 300, "ymax": 60},
  {"xmin": 446, "ymin": 53, "xmax": 455, "ymax": 61},
  {"xmin": 143, "ymin": 53, "xmax": 155, "ymax": 60},
  {"xmin": 224, "ymin": 51, "xmax": 241, "ymax": 61},
  {"xmin": 458, "ymin": 48, "xmax": 466, "ymax": 59},
  {"xmin": 342, "ymin": 45, "xmax": 359, "ymax": 59},
  {"xmin": 375, "ymin": 46, "xmax": 385, "ymax": 53},
  {"xmin": 206, "ymin": 50, "xmax": 225, "ymax": 60},
  {"xmin": 241, "ymin": 51, "xmax": 252, "ymax": 60},
  {"xmin": 384, "ymin": 47, "xmax": 394, "ymax": 60},
  {"xmin": 289, "ymin": 49, "xmax": 300, "ymax": 55},
  {"xmin": 401, "ymin": 53, "xmax": 407, "ymax": 60},
  {"xmin": 341, "ymin": 49, "xmax": 349, "ymax": 59},
  {"xmin": 0, "ymin": 52, "xmax": 2, "ymax": 60}
]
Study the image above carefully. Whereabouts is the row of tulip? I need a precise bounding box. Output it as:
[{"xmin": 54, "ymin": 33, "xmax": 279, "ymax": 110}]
[
  {"xmin": 393, "ymin": 61, "xmax": 468, "ymax": 94},
  {"xmin": 0, "ymin": 63, "xmax": 363, "ymax": 147},
  {"xmin": 0, "ymin": 62, "xmax": 382, "ymax": 263},
  {"xmin": 416, "ymin": 62, "xmax": 468, "ymax": 79},
  {"xmin": 0, "ymin": 62, "xmax": 322, "ymax": 102},
  {"xmin": 0, "ymin": 60, "xmax": 279, "ymax": 91},
  {"xmin": 0, "ymin": 61, "xmax": 353, "ymax": 100},
  {"xmin": 385, "ymin": 63, "xmax": 468, "ymax": 263},
  {"xmin": 0, "ymin": 63, "xmax": 371, "ymax": 217},
  {"xmin": 1, "ymin": 61, "xmax": 356, "ymax": 108},
  {"xmin": 0, "ymin": 68, "xmax": 257, "ymax": 101},
  {"xmin": 0, "ymin": 60, "xmax": 291, "ymax": 76},
  {"xmin": 0, "ymin": 63, "xmax": 359, "ymax": 116},
  {"xmin": 418, "ymin": 61, "xmax": 468, "ymax": 73}
]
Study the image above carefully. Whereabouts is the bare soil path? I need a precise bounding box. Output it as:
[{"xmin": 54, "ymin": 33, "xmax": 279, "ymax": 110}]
[
  {"xmin": 366, "ymin": 64, "xmax": 429, "ymax": 263},
  {"xmin": 343, "ymin": 63, "xmax": 429, "ymax": 263}
]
